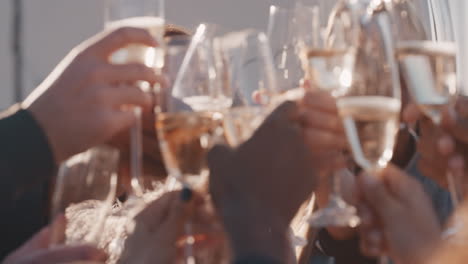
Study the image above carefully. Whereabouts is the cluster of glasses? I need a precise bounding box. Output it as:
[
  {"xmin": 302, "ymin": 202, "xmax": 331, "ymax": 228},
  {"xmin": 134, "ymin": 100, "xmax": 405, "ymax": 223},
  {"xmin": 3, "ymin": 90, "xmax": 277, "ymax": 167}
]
[{"xmin": 47, "ymin": 0, "xmax": 460, "ymax": 263}]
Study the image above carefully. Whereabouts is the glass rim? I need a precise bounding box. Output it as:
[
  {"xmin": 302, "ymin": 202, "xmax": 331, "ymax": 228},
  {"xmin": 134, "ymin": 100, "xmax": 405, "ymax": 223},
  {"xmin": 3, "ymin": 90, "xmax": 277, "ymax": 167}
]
[{"xmin": 105, "ymin": 0, "xmax": 165, "ymax": 23}]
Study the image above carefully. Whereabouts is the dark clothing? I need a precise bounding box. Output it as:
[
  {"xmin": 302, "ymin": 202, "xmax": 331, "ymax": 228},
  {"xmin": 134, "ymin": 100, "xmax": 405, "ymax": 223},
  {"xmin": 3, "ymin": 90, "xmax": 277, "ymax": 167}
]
[
  {"xmin": 0, "ymin": 105, "xmax": 55, "ymax": 258},
  {"xmin": 234, "ymin": 256, "xmax": 282, "ymax": 264},
  {"xmin": 317, "ymin": 229, "xmax": 376, "ymax": 264}
]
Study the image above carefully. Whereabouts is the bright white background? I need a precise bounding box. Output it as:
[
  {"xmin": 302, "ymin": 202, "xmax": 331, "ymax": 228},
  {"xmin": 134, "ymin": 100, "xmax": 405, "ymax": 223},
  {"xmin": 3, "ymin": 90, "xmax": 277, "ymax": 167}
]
[
  {"xmin": 0, "ymin": 0, "xmax": 460, "ymax": 109},
  {"xmin": 0, "ymin": 0, "xmax": 297, "ymax": 110}
]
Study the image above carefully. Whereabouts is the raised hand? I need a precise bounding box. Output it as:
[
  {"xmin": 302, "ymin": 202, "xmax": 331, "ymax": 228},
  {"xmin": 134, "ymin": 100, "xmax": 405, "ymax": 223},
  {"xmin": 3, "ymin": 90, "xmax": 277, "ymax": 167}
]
[
  {"xmin": 403, "ymin": 99, "xmax": 468, "ymax": 190},
  {"xmin": 208, "ymin": 101, "xmax": 316, "ymax": 262},
  {"xmin": 23, "ymin": 27, "xmax": 161, "ymax": 163},
  {"xmin": 358, "ymin": 165, "xmax": 442, "ymax": 264}
]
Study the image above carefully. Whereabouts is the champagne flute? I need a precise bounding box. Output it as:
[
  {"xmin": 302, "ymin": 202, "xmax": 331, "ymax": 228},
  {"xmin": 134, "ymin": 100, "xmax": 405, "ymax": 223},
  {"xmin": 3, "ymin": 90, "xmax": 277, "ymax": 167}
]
[
  {"xmin": 160, "ymin": 35, "xmax": 192, "ymax": 191},
  {"xmin": 267, "ymin": 5, "xmax": 303, "ymax": 93},
  {"xmin": 49, "ymin": 146, "xmax": 119, "ymax": 246},
  {"xmin": 397, "ymin": 42, "xmax": 457, "ymax": 126},
  {"xmin": 105, "ymin": 0, "xmax": 165, "ymax": 197},
  {"xmin": 394, "ymin": 0, "xmax": 460, "ymax": 237},
  {"xmin": 164, "ymin": 35, "xmax": 191, "ymax": 87},
  {"xmin": 295, "ymin": 2, "xmax": 361, "ymax": 228},
  {"xmin": 156, "ymin": 24, "xmax": 230, "ymax": 188},
  {"xmin": 155, "ymin": 24, "xmax": 231, "ymax": 264},
  {"xmin": 220, "ymin": 30, "xmax": 278, "ymax": 146},
  {"xmin": 337, "ymin": 2, "xmax": 403, "ymax": 262},
  {"xmin": 393, "ymin": 0, "xmax": 459, "ymax": 201}
]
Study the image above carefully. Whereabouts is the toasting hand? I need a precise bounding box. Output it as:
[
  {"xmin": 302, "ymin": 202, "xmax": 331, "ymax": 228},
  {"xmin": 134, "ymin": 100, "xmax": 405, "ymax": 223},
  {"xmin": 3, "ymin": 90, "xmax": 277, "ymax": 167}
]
[
  {"xmin": 208, "ymin": 101, "xmax": 316, "ymax": 262},
  {"xmin": 23, "ymin": 27, "xmax": 161, "ymax": 164},
  {"xmin": 118, "ymin": 191, "xmax": 227, "ymax": 264},
  {"xmin": 404, "ymin": 99, "xmax": 468, "ymax": 190},
  {"xmin": 357, "ymin": 165, "xmax": 441, "ymax": 264}
]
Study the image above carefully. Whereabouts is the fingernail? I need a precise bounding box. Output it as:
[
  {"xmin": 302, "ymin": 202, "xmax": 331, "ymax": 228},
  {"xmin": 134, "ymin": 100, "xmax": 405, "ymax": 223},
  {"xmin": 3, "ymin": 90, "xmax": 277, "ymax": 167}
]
[{"xmin": 181, "ymin": 187, "xmax": 193, "ymax": 202}]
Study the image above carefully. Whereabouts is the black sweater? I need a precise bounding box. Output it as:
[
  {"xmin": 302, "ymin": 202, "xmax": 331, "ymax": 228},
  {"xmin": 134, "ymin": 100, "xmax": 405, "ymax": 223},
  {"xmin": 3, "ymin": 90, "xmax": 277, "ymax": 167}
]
[{"xmin": 0, "ymin": 105, "xmax": 54, "ymax": 258}]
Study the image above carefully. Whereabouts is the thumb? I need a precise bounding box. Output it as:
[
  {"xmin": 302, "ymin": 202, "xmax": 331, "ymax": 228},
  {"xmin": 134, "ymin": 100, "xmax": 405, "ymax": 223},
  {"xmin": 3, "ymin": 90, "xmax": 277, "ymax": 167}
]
[
  {"xmin": 150, "ymin": 191, "xmax": 201, "ymax": 255},
  {"xmin": 134, "ymin": 191, "xmax": 178, "ymax": 231},
  {"xmin": 442, "ymin": 104, "xmax": 468, "ymax": 143},
  {"xmin": 358, "ymin": 170, "xmax": 398, "ymax": 221},
  {"xmin": 381, "ymin": 165, "xmax": 421, "ymax": 204}
]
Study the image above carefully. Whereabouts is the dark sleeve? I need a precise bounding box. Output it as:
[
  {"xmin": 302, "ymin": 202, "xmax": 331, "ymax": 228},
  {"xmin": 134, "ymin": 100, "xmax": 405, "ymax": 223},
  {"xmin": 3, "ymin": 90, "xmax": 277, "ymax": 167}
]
[
  {"xmin": 0, "ymin": 105, "xmax": 55, "ymax": 203},
  {"xmin": 234, "ymin": 256, "xmax": 283, "ymax": 264},
  {"xmin": 316, "ymin": 229, "xmax": 377, "ymax": 264},
  {"xmin": 0, "ymin": 105, "xmax": 55, "ymax": 259}
]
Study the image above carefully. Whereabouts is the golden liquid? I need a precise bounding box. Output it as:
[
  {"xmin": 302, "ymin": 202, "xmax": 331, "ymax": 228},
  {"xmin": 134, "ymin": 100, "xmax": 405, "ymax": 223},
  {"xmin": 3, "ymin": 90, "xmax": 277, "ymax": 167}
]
[
  {"xmin": 156, "ymin": 111, "xmax": 224, "ymax": 184},
  {"xmin": 397, "ymin": 41, "xmax": 457, "ymax": 125},
  {"xmin": 338, "ymin": 96, "xmax": 401, "ymax": 171}
]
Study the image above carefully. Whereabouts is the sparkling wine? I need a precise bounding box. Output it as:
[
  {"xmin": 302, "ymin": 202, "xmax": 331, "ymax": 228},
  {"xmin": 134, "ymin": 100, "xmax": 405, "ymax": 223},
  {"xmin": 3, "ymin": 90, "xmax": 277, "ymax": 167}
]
[
  {"xmin": 301, "ymin": 48, "xmax": 355, "ymax": 94},
  {"xmin": 106, "ymin": 16, "xmax": 165, "ymax": 69},
  {"xmin": 223, "ymin": 106, "xmax": 268, "ymax": 147},
  {"xmin": 182, "ymin": 95, "xmax": 233, "ymax": 112},
  {"xmin": 156, "ymin": 111, "xmax": 224, "ymax": 186},
  {"xmin": 397, "ymin": 41, "xmax": 457, "ymax": 125},
  {"xmin": 337, "ymin": 96, "xmax": 401, "ymax": 171}
]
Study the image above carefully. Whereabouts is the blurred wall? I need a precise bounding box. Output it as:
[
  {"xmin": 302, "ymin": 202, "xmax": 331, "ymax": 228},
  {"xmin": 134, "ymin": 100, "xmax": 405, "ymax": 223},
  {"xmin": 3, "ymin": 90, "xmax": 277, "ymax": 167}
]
[
  {"xmin": 0, "ymin": 0, "xmax": 459, "ymax": 109},
  {"xmin": 0, "ymin": 1, "xmax": 13, "ymax": 109},
  {"xmin": 0, "ymin": 0, "xmax": 291, "ymax": 109}
]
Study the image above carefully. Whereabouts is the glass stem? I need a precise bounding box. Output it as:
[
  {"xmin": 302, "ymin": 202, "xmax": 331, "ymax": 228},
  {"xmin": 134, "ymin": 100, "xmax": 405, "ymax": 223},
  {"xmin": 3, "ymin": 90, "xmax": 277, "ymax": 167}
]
[
  {"xmin": 130, "ymin": 106, "xmax": 143, "ymax": 197},
  {"xmin": 332, "ymin": 170, "xmax": 341, "ymax": 197},
  {"xmin": 447, "ymin": 171, "xmax": 460, "ymax": 208},
  {"xmin": 184, "ymin": 221, "xmax": 196, "ymax": 264}
]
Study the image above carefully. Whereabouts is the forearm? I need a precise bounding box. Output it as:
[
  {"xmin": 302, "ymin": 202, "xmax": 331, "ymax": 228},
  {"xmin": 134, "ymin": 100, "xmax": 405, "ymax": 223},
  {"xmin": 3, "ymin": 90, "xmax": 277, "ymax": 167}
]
[{"xmin": 0, "ymin": 104, "xmax": 55, "ymax": 203}]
